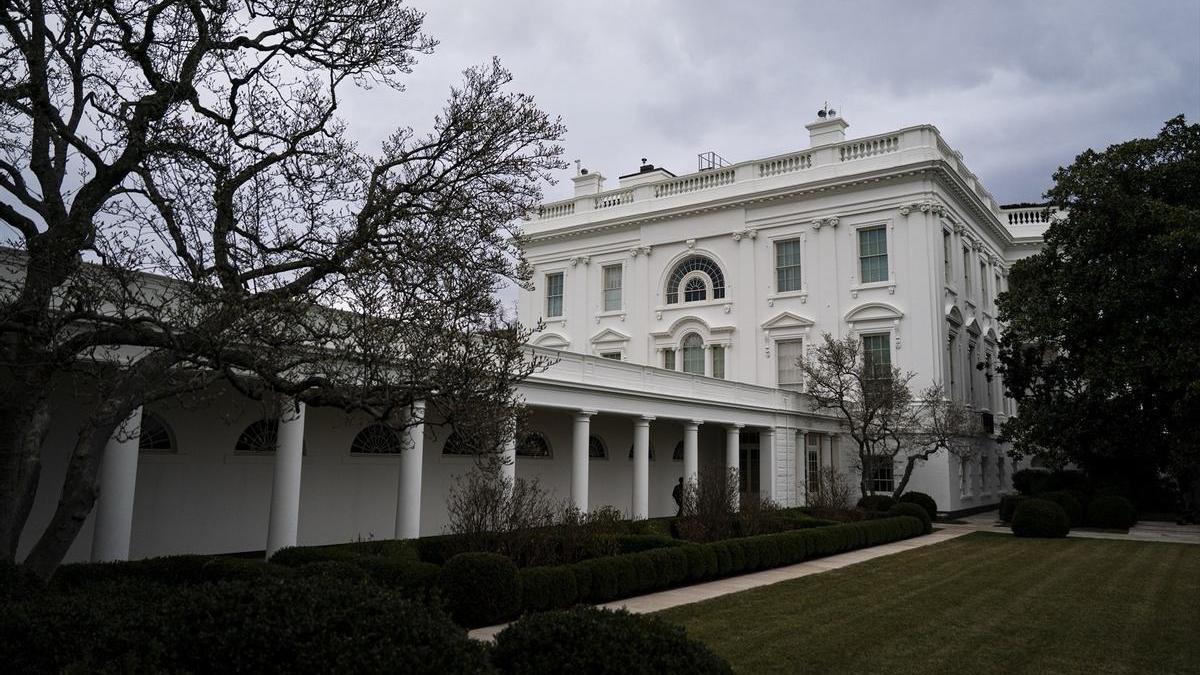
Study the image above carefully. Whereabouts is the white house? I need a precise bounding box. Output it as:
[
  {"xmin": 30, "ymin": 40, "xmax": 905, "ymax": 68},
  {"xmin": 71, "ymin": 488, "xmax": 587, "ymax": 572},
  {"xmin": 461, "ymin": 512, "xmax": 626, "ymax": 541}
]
[{"xmin": 18, "ymin": 114, "xmax": 1050, "ymax": 565}]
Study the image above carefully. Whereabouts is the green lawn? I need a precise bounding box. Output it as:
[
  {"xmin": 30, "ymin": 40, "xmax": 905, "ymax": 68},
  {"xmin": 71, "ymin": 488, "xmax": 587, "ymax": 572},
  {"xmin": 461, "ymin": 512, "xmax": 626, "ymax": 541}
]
[{"xmin": 656, "ymin": 532, "xmax": 1200, "ymax": 674}]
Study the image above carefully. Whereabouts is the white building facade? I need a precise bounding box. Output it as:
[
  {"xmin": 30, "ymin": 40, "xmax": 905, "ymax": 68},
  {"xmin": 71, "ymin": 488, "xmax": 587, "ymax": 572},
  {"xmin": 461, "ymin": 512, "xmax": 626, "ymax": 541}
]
[{"xmin": 19, "ymin": 116, "xmax": 1051, "ymax": 565}]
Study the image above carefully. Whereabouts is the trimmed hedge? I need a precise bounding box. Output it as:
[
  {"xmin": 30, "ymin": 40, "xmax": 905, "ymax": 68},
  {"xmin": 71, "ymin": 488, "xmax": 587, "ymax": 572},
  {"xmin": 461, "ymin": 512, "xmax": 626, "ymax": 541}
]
[
  {"xmin": 1042, "ymin": 490, "xmax": 1084, "ymax": 526},
  {"xmin": 52, "ymin": 554, "xmax": 293, "ymax": 591},
  {"xmin": 0, "ymin": 561, "xmax": 41, "ymax": 602},
  {"xmin": 351, "ymin": 557, "xmax": 440, "ymax": 597},
  {"xmin": 514, "ymin": 517, "xmax": 924, "ymax": 615},
  {"xmin": 897, "ymin": 491, "xmax": 938, "ymax": 520},
  {"xmin": 888, "ymin": 502, "xmax": 932, "ymax": 534},
  {"xmin": 1011, "ymin": 498, "xmax": 1070, "ymax": 538},
  {"xmin": 0, "ymin": 578, "xmax": 491, "ymax": 673},
  {"xmin": 614, "ymin": 533, "xmax": 684, "ymax": 554},
  {"xmin": 857, "ymin": 494, "xmax": 896, "ymax": 512},
  {"xmin": 999, "ymin": 494, "xmax": 1028, "ymax": 522},
  {"xmin": 1087, "ymin": 496, "xmax": 1138, "ymax": 529},
  {"xmin": 492, "ymin": 606, "xmax": 731, "ymax": 674},
  {"xmin": 438, "ymin": 552, "xmax": 520, "ymax": 627}
]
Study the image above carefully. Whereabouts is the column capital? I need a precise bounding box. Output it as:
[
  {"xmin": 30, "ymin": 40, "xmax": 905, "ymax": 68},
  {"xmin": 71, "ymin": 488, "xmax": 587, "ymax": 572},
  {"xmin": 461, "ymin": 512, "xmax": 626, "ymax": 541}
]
[
  {"xmin": 760, "ymin": 427, "xmax": 776, "ymax": 437},
  {"xmin": 685, "ymin": 419, "xmax": 704, "ymax": 428},
  {"xmin": 574, "ymin": 409, "xmax": 598, "ymax": 420},
  {"xmin": 633, "ymin": 415, "xmax": 655, "ymax": 426},
  {"xmin": 726, "ymin": 423, "xmax": 745, "ymax": 431}
]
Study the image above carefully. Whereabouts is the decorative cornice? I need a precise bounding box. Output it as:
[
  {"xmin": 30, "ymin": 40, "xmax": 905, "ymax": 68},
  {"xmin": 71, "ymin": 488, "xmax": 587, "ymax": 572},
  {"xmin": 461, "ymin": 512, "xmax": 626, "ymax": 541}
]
[
  {"xmin": 569, "ymin": 256, "xmax": 590, "ymax": 266},
  {"xmin": 898, "ymin": 200, "xmax": 944, "ymax": 216},
  {"xmin": 629, "ymin": 245, "xmax": 652, "ymax": 257},
  {"xmin": 810, "ymin": 216, "xmax": 840, "ymax": 230},
  {"xmin": 731, "ymin": 228, "xmax": 759, "ymax": 241}
]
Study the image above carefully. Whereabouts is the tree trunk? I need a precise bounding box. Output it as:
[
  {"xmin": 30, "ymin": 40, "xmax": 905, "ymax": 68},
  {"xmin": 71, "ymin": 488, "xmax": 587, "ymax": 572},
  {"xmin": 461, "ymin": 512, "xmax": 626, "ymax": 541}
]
[
  {"xmin": 892, "ymin": 456, "xmax": 919, "ymax": 500},
  {"xmin": 0, "ymin": 370, "xmax": 53, "ymax": 563}
]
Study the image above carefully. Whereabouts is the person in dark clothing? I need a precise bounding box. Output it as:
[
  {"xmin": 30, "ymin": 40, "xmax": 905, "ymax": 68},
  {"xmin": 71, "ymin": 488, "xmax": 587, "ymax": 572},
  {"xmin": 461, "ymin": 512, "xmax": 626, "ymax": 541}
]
[{"xmin": 672, "ymin": 477, "xmax": 684, "ymax": 516}]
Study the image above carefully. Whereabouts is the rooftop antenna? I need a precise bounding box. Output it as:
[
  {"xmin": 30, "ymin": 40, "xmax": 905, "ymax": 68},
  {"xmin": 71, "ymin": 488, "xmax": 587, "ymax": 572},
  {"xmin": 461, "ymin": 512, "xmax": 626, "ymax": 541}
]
[
  {"xmin": 816, "ymin": 101, "xmax": 837, "ymax": 119},
  {"xmin": 698, "ymin": 150, "xmax": 730, "ymax": 172}
]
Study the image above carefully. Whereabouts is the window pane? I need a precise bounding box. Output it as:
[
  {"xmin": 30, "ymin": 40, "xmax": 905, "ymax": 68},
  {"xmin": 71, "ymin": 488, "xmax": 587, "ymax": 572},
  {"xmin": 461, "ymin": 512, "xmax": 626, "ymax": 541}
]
[
  {"xmin": 962, "ymin": 248, "xmax": 971, "ymax": 292},
  {"xmin": 775, "ymin": 239, "xmax": 802, "ymax": 292},
  {"xmin": 943, "ymin": 231, "xmax": 952, "ymax": 282},
  {"xmin": 666, "ymin": 255, "xmax": 725, "ymax": 304},
  {"xmin": 712, "ymin": 345, "xmax": 725, "ymax": 379},
  {"xmin": 683, "ymin": 276, "xmax": 707, "ymax": 302},
  {"xmin": 600, "ymin": 352, "xmax": 621, "ymax": 360},
  {"xmin": 663, "ymin": 349, "xmax": 675, "ymax": 370},
  {"xmin": 858, "ymin": 227, "xmax": 888, "ymax": 283},
  {"xmin": 682, "ymin": 333, "xmax": 704, "ymax": 374},
  {"xmin": 862, "ymin": 334, "xmax": 891, "ymax": 380},
  {"xmin": 602, "ymin": 265, "xmax": 622, "ymax": 311},
  {"xmin": 776, "ymin": 339, "xmax": 803, "ymax": 385},
  {"xmin": 546, "ymin": 272, "xmax": 564, "ymax": 317}
]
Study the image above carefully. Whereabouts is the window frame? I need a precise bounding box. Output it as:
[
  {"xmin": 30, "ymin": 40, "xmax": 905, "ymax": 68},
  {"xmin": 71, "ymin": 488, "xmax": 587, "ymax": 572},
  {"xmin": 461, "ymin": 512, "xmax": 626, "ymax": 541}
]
[
  {"xmin": 601, "ymin": 263, "xmax": 623, "ymax": 312},
  {"xmin": 857, "ymin": 225, "xmax": 889, "ymax": 284},
  {"xmin": 774, "ymin": 238, "xmax": 803, "ymax": 293},
  {"xmin": 680, "ymin": 332, "xmax": 705, "ymax": 375},
  {"xmin": 544, "ymin": 271, "xmax": 565, "ymax": 318},
  {"xmin": 775, "ymin": 338, "xmax": 804, "ymax": 387}
]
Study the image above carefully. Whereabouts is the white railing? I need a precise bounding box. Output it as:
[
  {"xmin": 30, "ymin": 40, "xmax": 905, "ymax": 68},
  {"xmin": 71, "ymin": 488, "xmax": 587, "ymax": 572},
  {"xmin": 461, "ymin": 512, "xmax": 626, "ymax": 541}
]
[
  {"xmin": 838, "ymin": 135, "xmax": 900, "ymax": 162},
  {"xmin": 758, "ymin": 153, "xmax": 812, "ymax": 177},
  {"xmin": 654, "ymin": 168, "xmax": 735, "ymax": 198},
  {"xmin": 594, "ymin": 190, "xmax": 633, "ymax": 210},
  {"xmin": 1003, "ymin": 207, "xmax": 1053, "ymax": 225},
  {"xmin": 537, "ymin": 202, "xmax": 575, "ymax": 219}
]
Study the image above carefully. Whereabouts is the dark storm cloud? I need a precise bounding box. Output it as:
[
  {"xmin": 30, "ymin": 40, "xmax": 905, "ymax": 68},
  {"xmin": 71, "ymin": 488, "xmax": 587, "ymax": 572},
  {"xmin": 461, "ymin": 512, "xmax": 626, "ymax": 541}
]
[{"xmin": 341, "ymin": 0, "xmax": 1199, "ymax": 204}]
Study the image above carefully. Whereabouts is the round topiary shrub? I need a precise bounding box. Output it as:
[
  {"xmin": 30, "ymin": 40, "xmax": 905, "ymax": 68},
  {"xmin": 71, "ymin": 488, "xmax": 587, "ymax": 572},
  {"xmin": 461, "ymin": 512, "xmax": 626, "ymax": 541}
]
[
  {"xmin": 1041, "ymin": 490, "xmax": 1084, "ymax": 526},
  {"xmin": 491, "ymin": 606, "xmax": 732, "ymax": 674},
  {"xmin": 998, "ymin": 494, "xmax": 1028, "ymax": 523},
  {"xmin": 1087, "ymin": 495, "xmax": 1138, "ymax": 530},
  {"xmin": 856, "ymin": 494, "xmax": 896, "ymax": 512},
  {"xmin": 887, "ymin": 503, "xmax": 933, "ymax": 534},
  {"xmin": 897, "ymin": 491, "xmax": 938, "ymax": 521},
  {"xmin": 1011, "ymin": 498, "xmax": 1070, "ymax": 538},
  {"xmin": 438, "ymin": 552, "xmax": 520, "ymax": 627}
]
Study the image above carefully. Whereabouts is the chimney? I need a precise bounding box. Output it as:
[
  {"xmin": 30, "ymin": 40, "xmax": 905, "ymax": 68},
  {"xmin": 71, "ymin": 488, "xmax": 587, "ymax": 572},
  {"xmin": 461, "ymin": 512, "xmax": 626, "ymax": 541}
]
[
  {"xmin": 572, "ymin": 168, "xmax": 605, "ymax": 197},
  {"xmin": 805, "ymin": 115, "xmax": 849, "ymax": 147}
]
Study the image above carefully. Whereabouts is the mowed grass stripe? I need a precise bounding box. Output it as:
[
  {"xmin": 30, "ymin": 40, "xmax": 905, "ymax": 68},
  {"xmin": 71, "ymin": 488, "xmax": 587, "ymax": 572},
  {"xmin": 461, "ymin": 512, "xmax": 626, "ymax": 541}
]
[{"xmin": 655, "ymin": 532, "xmax": 1200, "ymax": 675}]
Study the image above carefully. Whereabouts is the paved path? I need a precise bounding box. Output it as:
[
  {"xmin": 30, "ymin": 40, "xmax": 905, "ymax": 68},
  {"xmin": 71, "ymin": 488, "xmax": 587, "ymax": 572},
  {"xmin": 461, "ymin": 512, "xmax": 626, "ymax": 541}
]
[{"xmin": 468, "ymin": 527, "xmax": 971, "ymax": 642}]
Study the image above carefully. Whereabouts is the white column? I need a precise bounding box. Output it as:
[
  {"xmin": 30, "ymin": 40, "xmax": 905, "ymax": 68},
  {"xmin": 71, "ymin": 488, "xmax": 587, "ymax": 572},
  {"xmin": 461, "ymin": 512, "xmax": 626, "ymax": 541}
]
[
  {"xmin": 500, "ymin": 433, "xmax": 517, "ymax": 494},
  {"xmin": 572, "ymin": 410, "xmax": 596, "ymax": 512},
  {"xmin": 683, "ymin": 420, "xmax": 701, "ymax": 486},
  {"xmin": 826, "ymin": 432, "xmax": 838, "ymax": 471},
  {"xmin": 91, "ymin": 407, "xmax": 143, "ymax": 562},
  {"xmin": 266, "ymin": 400, "xmax": 306, "ymax": 559},
  {"xmin": 703, "ymin": 345, "xmax": 713, "ymax": 377},
  {"xmin": 632, "ymin": 415, "xmax": 654, "ymax": 519},
  {"xmin": 394, "ymin": 400, "xmax": 425, "ymax": 539},
  {"xmin": 796, "ymin": 429, "xmax": 809, "ymax": 506},
  {"xmin": 760, "ymin": 428, "xmax": 776, "ymax": 502},
  {"xmin": 726, "ymin": 424, "xmax": 743, "ymax": 511}
]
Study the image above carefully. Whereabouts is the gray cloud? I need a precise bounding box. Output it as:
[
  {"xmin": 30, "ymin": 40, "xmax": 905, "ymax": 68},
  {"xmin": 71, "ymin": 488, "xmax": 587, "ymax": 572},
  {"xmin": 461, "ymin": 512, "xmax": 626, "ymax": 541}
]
[{"xmin": 339, "ymin": 0, "xmax": 1200, "ymax": 207}]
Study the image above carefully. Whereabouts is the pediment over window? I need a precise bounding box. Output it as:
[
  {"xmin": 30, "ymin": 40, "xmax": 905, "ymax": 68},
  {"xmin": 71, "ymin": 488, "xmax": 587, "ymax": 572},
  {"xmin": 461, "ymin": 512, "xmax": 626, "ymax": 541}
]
[
  {"xmin": 964, "ymin": 318, "xmax": 981, "ymax": 336},
  {"xmin": 761, "ymin": 311, "xmax": 815, "ymax": 331},
  {"xmin": 589, "ymin": 328, "xmax": 631, "ymax": 345},
  {"xmin": 650, "ymin": 315, "xmax": 735, "ymax": 340},
  {"xmin": 532, "ymin": 331, "xmax": 570, "ymax": 349},
  {"xmin": 844, "ymin": 302, "xmax": 904, "ymax": 324},
  {"xmin": 946, "ymin": 305, "xmax": 964, "ymax": 327}
]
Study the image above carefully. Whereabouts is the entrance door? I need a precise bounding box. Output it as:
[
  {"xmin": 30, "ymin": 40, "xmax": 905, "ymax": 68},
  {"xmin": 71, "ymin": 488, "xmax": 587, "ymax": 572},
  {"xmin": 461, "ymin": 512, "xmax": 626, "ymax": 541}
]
[{"xmin": 739, "ymin": 430, "xmax": 760, "ymax": 495}]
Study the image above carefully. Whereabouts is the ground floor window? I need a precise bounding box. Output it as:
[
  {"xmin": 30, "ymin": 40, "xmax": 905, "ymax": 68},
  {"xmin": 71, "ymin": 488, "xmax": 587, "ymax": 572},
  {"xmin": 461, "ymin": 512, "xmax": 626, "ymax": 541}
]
[
  {"xmin": 663, "ymin": 348, "xmax": 675, "ymax": 370},
  {"xmin": 739, "ymin": 431, "xmax": 760, "ymax": 494},
  {"xmin": 866, "ymin": 455, "xmax": 894, "ymax": 494},
  {"xmin": 806, "ymin": 433, "xmax": 820, "ymax": 495}
]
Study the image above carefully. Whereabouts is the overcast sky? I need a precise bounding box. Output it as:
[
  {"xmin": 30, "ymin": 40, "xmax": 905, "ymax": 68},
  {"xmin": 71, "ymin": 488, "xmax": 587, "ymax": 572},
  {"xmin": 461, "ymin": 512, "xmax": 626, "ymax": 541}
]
[{"xmin": 342, "ymin": 0, "xmax": 1200, "ymax": 206}]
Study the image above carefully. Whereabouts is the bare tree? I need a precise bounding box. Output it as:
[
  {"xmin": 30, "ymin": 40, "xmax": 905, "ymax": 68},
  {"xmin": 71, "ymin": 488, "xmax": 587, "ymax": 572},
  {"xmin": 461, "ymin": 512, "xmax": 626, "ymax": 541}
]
[
  {"xmin": 676, "ymin": 466, "xmax": 739, "ymax": 542},
  {"xmin": 800, "ymin": 334, "xmax": 983, "ymax": 498},
  {"xmin": 0, "ymin": 1, "xmax": 565, "ymax": 577}
]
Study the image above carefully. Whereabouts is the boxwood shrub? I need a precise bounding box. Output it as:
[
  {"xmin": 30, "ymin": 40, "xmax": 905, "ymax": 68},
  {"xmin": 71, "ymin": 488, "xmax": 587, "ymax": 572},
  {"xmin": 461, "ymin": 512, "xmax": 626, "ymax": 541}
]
[
  {"xmin": 438, "ymin": 552, "xmax": 520, "ymax": 627},
  {"xmin": 856, "ymin": 494, "xmax": 896, "ymax": 512},
  {"xmin": 998, "ymin": 494, "xmax": 1028, "ymax": 522},
  {"xmin": 351, "ymin": 557, "xmax": 439, "ymax": 597},
  {"xmin": 614, "ymin": 534, "xmax": 683, "ymax": 553},
  {"xmin": 491, "ymin": 607, "xmax": 732, "ymax": 675},
  {"xmin": 0, "ymin": 578, "xmax": 491, "ymax": 674},
  {"xmin": 897, "ymin": 491, "xmax": 938, "ymax": 520},
  {"xmin": 1087, "ymin": 495, "xmax": 1138, "ymax": 530},
  {"xmin": 1011, "ymin": 498, "xmax": 1070, "ymax": 538},
  {"xmin": 887, "ymin": 502, "xmax": 932, "ymax": 534},
  {"xmin": 519, "ymin": 565, "xmax": 578, "ymax": 612},
  {"xmin": 1041, "ymin": 490, "xmax": 1084, "ymax": 526}
]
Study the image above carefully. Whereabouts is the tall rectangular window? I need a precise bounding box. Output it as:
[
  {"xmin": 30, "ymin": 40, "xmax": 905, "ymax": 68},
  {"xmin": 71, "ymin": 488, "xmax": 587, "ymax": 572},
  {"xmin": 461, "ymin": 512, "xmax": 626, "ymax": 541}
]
[
  {"xmin": 866, "ymin": 456, "xmax": 894, "ymax": 493},
  {"xmin": 806, "ymin": 433, "xmax": 820, "ymax": 497},
  {"xmin": 962, "ymin": 247, "xmax": 971, "ymax": 294},
  {"xmin": 775, "ymin": 239, "xmax": 802, "ymax": 292},
  {"xmin": 986, "ymin": 351, "xmax": 995, "ymax": 409},
  {"xmin": 663, "ymin": 349, "xmax": 675, "ymax": 370},
  {"xmin": 776, "ymin": 339, "xmax": 803, "ymax": 386},
  {"xmin": 994, "ymin": 272, "xmax": 1001, "ymax": 306},
  {"xmin": 967, "ymin": 342, "xmax": 977, "ymax": 405},
  {"xmin": 602, "ymin": 264, "xmax": 622, "ymax": 311},
  {"xmin": 943, "ymin": 230, "xmax": 953, "ymax": 284},
  {"xmin": 858, "ymin": 227, "xmax": 888, "ymax": 283},
  {"xmin": 711, "ymin": 345, "xmax": 725, "ymax": 380},
  {"xmin": 948, "ymin": 334, "xmax": 957, "ymax": 395},
  {"xmin": 980, "ymin": 261, "xmax": 988, "ymax": 305},
  {"xmin": 862, "ymin": 333, "xmax": 892, "ymax": 381},
  {"xmin": 545, "ymin": 272, "xmax": 564, "ymax": 317}
]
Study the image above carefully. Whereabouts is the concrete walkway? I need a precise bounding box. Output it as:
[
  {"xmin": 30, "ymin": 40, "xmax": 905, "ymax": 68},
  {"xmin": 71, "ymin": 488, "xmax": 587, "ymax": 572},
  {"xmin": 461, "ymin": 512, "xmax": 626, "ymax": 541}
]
[{"xmin": 468, "ymin": 527, "xmax": 971, "ymax": 642}]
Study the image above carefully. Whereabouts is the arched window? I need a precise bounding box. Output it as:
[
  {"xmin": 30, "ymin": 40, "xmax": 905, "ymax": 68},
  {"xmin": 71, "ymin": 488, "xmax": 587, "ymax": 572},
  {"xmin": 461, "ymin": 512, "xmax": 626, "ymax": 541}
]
[
  {"xmin": 589, "ymin": 435, "xmax": 607, "ymax": 459},
  {"xmin": 665, "ymin": 255, "xmax": 726, "ymax": 304},
  {"xmin": 351, "ymin": 424, "xmax": 403, "ymax": 455},
  {"xmin": 138, "ymin": 412, "xmax": 176, "ymax": 453},
  {"xmin": 517, "ymin": 431, "xmax": 552, "ymax": 458},
  {"xmin": 672, "ymin": 440, "xmax": 684, "ymax": 461},
  {"xmin": 681, "ymin": 333, "xmax": 705, "ymax": 375},
  {"xmin": 627, "ymin": 442, "xmax": 657, "ymax": 460},
  {"xmin": 236, "ymin": 419, "xmax": 277, "ymax": 454}
]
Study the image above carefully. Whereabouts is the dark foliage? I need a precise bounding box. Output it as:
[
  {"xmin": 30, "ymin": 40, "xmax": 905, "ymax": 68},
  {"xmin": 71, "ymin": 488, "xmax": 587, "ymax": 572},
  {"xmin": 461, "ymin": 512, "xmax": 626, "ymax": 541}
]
[
  {"xmin": 897, "ymin": 492, "xmax": 938, "ymax": 520},
  {"xmin": 887, "ymin": 503, "xmax": 933, "ymax": 534},
  {"xmin": 518, "ymin": 566, "xmax": 579, "ymax": 613},
  {"xmin": 1011, "ymin": 498, "xmax": 1071, "ymax": 538},
  {"xmin": 857, "ymin": 495, "xmax": 897, "ymax": 512},
  {"xmin": 0, "ymin": 578, "xmax": 491, "ymax": 673},
  {"xmin": 1042, "ymin": 491, "xmax": 1084, "ymax": 526},
  {"xmin": 999, "ymin": 494, "xmax": 1030, "ymax": 523},
  {"xmin": 1087, "ymin": 496, "xmax": 1139, "ymax": 530},
  {"xmin": 491, "ymin": 607, "xmax": 732, "ymax": 675},
  {"xmin": 438, "ymin": 552, "xmax": 521, "ymax": 627}
]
